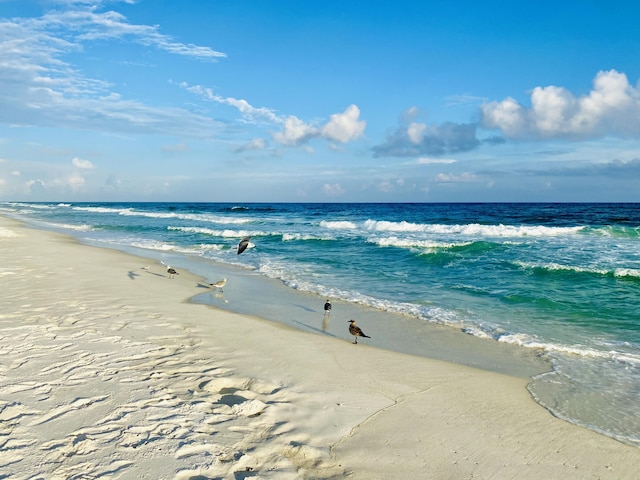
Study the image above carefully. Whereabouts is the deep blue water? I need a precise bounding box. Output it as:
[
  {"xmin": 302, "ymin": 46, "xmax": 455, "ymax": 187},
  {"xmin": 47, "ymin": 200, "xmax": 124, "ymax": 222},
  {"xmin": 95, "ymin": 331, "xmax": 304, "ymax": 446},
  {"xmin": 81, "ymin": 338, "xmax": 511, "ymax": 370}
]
[{"xmin": 2, "ymin": 201, "xmax": 639, "ymax": 447}]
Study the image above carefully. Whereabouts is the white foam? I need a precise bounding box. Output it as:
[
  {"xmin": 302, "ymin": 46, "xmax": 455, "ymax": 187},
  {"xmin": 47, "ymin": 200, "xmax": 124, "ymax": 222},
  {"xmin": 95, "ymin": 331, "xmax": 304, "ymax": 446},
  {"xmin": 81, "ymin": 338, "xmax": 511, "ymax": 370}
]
[
  {"xmin": 319, "ymin": 220, "xmax": 357, "ymax": 230},
  {"xmin": 282, "ymin": 233, "xmax": 331, "ymax": 241},
  {"xmin": 513, "ymin": 260, "xmax": 610, "ymax": 276},
  {"xmin": 72, "ymin": 206, "xmax": 252, "ymax": 225},
  {"xmin": 497, "ymin": 333, "xmax": 640, "ymax": 366},
  {"xmin": 614, "ymin": 268, "xmax": 640, "ymax": 278},
  {"xmin": 130, "ymin": 241, "xmax": 177, "ymax": 252},
  {"xmin": 363, "ymin": 220, "xmax": 584, "ymax": 237},
  {"xmin": 167, "ymin": 226, "xmax": 265, "ymax": 238},
  {"xmin": 369, "ymin": 236, "xmax": 473, "ymax": 249}
]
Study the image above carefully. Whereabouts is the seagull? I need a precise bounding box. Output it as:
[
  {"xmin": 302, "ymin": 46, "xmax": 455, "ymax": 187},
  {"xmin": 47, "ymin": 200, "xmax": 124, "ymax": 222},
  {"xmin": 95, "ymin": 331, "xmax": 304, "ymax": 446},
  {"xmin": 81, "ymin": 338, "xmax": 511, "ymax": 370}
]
[
  {"xmin": 237, "ymin": 236, "xmax": 253, "ymax": 255},
  {"xmin": 166, "ymin": 266, "xmax": 179, "ymax": 279},
  {"xmin": 209, "ymin": 277, "xmax": 227, "ymax": 292},
  {"xmin": 348, "ymin": 320, "xmax": 371, "ymax": 344}
]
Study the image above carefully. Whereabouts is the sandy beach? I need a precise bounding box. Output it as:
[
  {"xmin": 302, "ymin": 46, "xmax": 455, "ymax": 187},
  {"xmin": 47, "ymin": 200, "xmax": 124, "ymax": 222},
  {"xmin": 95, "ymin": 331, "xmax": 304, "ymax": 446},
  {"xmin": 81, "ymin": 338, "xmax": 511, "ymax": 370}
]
[{"xmin": 1, "ymin": 215, "xmax": 639, "ymax": 480}]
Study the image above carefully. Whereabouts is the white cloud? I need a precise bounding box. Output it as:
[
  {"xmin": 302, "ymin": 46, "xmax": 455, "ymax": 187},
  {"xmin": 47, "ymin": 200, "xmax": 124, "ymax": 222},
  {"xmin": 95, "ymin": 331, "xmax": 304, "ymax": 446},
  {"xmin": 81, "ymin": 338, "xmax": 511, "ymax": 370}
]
[
  {"xmin": 435, "ymin": 172, "xmax": 479, "ymax": 183},
  {"xmin": 72, "ymin": 157, "xmax": 94, "ymax": 168},
  {"xmin": 235, "ymin": 137, "xmax": 267, "ymax": 152},
  {"xmin": 377, "ymin": 178, "xmax": 405, "ymax": 193},
  {"xmin": 414, "ymin": 157, "xmax": 457, "ymax": 165},
  {"xmin": 181, "ymin": 83, "xmax": 280, "ymax": 124},
  {"xmin": 481, "ymin": 69, "xmax": 640, "ymax": 139},
  {"xmin": 407, "ymin": 122, "xmax": 426, "ymax": 144},
  {"xmin": 65, "ymin": 171, "xmax": 85, "ymax": 190},
  {"xmin": 320, "ymin": 104, "xmax": 366, "ymax": 143},
  {"xmin": 278, "ymin": 105, "xmax": 365, "ymax": 146},
  {"xmin": 183, "ymin": 82, "xmax": 365, "ymax": 149},
  {"xmin": 323, "ymin": 183, "xmax": 345, "ymax": 196},
  {"xmin": 273, "ymin": 115, "xmax": 318, "ymax": 146},
  {"xmin": 44, "ymin": 6, "xmax": 226, "ymax": 60}
]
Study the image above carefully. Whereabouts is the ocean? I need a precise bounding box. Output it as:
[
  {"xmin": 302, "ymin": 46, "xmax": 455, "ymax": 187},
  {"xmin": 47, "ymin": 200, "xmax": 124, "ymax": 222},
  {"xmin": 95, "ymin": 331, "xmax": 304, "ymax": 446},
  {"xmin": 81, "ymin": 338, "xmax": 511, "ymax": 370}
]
[{"xmin": 2, "ymin": 201, "xmax": 639, "ymax": 447}]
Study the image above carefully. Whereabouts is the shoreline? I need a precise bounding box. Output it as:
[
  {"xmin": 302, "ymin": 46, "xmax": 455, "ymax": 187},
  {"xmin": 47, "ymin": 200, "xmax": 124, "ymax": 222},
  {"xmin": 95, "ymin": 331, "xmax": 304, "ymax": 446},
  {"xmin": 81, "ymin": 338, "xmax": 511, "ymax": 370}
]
[
  {"xmin": 73, "ymin": 229, "xmax": 552, "ymax": 380},
  {"xmin": 1, "ymin": 215, "xmax": 639, "ymax": 479}
]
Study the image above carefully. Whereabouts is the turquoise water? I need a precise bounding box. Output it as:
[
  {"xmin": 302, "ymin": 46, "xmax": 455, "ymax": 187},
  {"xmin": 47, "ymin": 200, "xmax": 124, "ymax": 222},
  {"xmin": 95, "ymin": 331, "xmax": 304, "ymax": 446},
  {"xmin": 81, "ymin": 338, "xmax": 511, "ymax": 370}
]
[{"xmin": 2, "ymin": 201, "xmax": 639, "ymax": 447}]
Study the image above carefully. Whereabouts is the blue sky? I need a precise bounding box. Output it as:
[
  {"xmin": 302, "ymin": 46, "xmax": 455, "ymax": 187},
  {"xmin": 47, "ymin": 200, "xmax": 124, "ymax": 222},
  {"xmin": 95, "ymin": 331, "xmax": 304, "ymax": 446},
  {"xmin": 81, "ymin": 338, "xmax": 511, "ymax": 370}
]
[{"xmin": 1, "ymin": 0, "xmax": 640, "ymax": 202}]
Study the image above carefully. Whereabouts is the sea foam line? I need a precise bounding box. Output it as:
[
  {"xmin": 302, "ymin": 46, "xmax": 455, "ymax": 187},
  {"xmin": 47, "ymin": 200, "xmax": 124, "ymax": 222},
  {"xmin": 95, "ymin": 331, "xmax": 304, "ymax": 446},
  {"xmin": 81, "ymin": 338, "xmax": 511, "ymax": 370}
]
[
  {"xmin": 321, "ymin": 219, "xmax": 585, "ymax": 237},
  {"xmin": 368, "ymin": 236, "xmax": 474, "ymax": 249},
  {"xmin": 498, "ymin": 333, "xmax": 640, "ymax": 366},
  {"xmin": 73, "ymin": 206, "xmax": 252, "ymax": 225},
  {"xmin": 167, "ymin": 226, "xmax": 268, "ymax": 238}
]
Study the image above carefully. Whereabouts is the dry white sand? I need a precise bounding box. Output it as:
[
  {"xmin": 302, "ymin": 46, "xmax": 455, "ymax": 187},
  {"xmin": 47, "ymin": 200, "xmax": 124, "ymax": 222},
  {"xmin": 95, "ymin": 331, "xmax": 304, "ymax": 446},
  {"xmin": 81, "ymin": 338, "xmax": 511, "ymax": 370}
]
[{"xmin": 1, "ymin": 215, "xmax": 639, "ymax": 479}]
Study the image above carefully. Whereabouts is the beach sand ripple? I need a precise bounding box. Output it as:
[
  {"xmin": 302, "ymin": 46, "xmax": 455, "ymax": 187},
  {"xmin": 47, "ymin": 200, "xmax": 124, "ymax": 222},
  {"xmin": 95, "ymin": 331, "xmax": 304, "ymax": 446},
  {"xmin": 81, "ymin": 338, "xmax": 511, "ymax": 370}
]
[{"xmin": 0, "ymin": 221, "xmax": 344, "ymax": 479}]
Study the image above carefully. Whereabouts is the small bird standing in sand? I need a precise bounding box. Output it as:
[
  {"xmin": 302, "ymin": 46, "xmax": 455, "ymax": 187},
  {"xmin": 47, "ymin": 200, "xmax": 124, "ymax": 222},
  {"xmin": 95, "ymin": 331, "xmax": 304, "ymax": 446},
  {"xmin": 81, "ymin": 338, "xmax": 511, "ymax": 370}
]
[
  {"xmin": 237, "ymin": 236, "xmax": 253, "ymax": 255},
  {"xmin": 210, "ymin": 277, "xmax": 227, "ymax": 292},
  {"xmin": 348, "ymin": 319, "xmax": 371, "ymax": 344},
  {"xmin": 167, "ymin": 266, "xmax": 179, "ymax": 279}
]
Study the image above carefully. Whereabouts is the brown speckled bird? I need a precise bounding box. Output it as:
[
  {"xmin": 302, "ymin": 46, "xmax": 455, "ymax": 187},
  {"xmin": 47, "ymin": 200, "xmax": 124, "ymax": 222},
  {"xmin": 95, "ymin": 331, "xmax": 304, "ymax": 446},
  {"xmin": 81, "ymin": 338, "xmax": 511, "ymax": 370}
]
[{"xmin": 348, "ymin": 319, "xmax": 371, "ymax": 344}]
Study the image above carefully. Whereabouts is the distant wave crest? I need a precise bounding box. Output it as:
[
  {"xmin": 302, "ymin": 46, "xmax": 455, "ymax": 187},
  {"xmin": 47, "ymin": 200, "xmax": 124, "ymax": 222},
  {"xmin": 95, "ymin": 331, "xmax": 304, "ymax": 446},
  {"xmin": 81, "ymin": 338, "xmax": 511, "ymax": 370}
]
[
  {"xmin": 364, "ymin": 219, "xmax": 585, "ymax": 237},
  {"xmin": 513, "ymin": 260, "xmax": 640, "ymax": 279}
]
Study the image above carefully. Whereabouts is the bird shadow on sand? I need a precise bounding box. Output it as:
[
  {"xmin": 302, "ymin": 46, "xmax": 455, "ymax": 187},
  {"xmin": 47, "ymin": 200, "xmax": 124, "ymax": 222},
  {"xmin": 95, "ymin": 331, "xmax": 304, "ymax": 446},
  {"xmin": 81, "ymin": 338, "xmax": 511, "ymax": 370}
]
[
  {"xmin": 144, "ymin": 271, "xmax": 165, "ymax": 277},
  {"xmin": 196, "ymin": 282, "xmax": 214, "ymax": 289},
  {"xmin": 292, "ymin": 319, "xmax": 337, "ymax": 338},
  {"xmin": 127, "ymin": 270, "xmax": 141, "ymax": 280},
  {"xmin": 293, "ymin": 303, "xmax": 316, "ymax": 313}
]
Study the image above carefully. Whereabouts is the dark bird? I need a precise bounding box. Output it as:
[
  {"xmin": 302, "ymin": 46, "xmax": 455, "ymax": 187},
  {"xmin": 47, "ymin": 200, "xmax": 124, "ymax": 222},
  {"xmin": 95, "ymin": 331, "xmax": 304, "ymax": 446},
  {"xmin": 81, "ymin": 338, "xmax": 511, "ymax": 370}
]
[
  {"xmin": 167, "ymin": 266, "xmax": 179, "ymax": 279},
  {"xmin": 348, "ymin": 319, "xmax": 371, "ymax": 344},
  {"xmin": 237, "ymin": 236, "xmax": 252, "ymax": 255}
]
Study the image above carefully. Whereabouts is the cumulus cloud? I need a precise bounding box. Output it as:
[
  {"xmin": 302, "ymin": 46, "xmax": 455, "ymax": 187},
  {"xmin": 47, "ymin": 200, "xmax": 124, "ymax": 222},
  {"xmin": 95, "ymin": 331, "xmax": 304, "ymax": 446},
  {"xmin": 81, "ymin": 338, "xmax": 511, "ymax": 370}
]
[
  {"xmin": 71, "ymin": 157, "xmax": 94, "ymax": 168},
  {"xmin": 280, "ymin": 104, "xmax": 365, "ymax": 146},
  {"xmin": 373, "ymin": 116, "xmax": 479, "ymax": 158},
  {"xmin": 481, "ymin": 70, "xmax": 640, "ymax": 139},
  {"xmin": 320, "ymin": 105, "xmax": 366, "ymax": 143},
  {"xmin": 273, "ymin": 115, "xmax": 319, "ymax": 146}
]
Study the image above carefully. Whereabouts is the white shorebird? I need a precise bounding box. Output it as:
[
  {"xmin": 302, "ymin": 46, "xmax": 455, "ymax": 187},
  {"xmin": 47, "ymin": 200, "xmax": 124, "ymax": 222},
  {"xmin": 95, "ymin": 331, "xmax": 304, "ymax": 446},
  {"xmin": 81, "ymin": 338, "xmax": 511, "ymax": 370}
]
[
  {"xmin": 237, "ymin": 236, "xmax": 253, "ymax": 255},
  {"xmin": 348, "ymin": 319, "xmax": 371, "ymax": 344},
  {"xmin": 166, "ymin": 266, "xmax": 179, "ymax": 279},
  {"xmin": 209, "ymin": 277, "xmax": 227, "ymax": 292}
]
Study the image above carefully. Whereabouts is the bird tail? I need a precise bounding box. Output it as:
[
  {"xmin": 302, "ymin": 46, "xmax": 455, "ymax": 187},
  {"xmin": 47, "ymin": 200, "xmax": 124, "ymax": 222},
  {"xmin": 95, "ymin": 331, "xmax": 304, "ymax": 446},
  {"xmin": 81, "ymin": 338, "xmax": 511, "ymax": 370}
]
[{"xmin": 364, "ymin": 334, "xmax": 371, "ymax": 338}]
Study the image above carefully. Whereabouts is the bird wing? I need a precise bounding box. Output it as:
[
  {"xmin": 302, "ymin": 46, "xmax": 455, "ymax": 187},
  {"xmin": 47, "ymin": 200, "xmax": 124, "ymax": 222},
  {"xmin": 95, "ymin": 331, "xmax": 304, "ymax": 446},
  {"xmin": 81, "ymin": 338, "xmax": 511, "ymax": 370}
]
[{"xmin": 237, "ymin": 236, "xmax": 252, "ymax": 255}]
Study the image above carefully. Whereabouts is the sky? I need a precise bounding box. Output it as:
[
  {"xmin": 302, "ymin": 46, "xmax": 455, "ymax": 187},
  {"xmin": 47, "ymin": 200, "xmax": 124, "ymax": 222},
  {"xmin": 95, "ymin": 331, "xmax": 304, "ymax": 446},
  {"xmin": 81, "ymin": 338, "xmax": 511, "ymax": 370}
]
[{"xmin": 1, "ymin": 0, "xmax": 640, "ymax": 202}]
